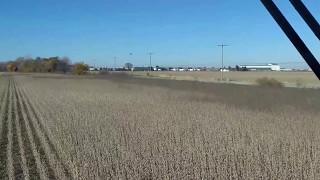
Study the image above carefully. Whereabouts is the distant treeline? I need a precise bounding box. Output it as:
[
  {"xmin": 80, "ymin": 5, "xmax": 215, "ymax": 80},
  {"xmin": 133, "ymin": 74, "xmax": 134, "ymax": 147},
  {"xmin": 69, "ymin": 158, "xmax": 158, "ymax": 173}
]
[{"xmin": 0, "ymin": 56, "xmax": 75, "ymax": 73}]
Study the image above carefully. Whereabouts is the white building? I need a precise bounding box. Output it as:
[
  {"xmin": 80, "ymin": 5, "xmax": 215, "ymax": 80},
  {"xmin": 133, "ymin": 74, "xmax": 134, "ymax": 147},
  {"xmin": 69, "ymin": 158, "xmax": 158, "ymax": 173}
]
[
  {"xmin": 239, "ymin": 63, "xmax": 281, "ymax": 71},
  {"xmin": 220, "ymin": 69, "xmax": 230, "ymax": 72}
]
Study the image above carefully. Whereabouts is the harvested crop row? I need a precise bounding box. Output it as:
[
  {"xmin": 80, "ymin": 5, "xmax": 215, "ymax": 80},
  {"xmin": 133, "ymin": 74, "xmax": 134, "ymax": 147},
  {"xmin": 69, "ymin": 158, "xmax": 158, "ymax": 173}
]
[
  {"xmin": 19, "ymin": 86, "xmax": 74, "ymax": 179},
  {"xmin": 0, "ymin": 79, "xmax": 10, "ymax": 179},
  {"xmin": 15, "ymin": 81, "xmax": 72, "ymax": 179},
  {"xmin": 14, "ymin": 82, "xmax": 55, "ymax": 179},
  {"xmin": 13, "ymin": 83, "xmax": 30, "ymax": 180},
  {"xmin": 0, "ymin": 78, "xmax": 9, "ymax": 142},
  {"xmin": 0, "ymin": 80, "xmax": 6, "ymax": 111},
  {"xmin": 10, "ymin": 82, "xmax": 24, "ymax": 179},
  {"xmin": 15, "ymin": 80, "xmax": 49, "ymax": 180},
  {"xmin": 0, "ymin": 85, "xmax": 5, "ymax": 137},
  {"xmin": 6, "ymin": 80, "xmax": 14, "ymax": 180},
  {"xmin": 14, "ymin": 80, "xmax": 42, "ymax": 179}
]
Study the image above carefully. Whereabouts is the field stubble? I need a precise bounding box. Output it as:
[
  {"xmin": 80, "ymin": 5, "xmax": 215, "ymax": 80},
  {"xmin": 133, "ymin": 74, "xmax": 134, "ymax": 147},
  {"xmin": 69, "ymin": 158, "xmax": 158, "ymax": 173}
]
[{"xmin": 132, "ymin": 71, "xmax": 319, "ymax": 88}]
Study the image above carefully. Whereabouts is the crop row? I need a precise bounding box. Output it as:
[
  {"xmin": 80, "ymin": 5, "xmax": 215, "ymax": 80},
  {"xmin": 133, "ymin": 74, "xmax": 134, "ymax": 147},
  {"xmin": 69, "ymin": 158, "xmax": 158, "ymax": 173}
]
[{"xmin": 0, "ymin": 77, "xmax": 72, "ymax": 180}]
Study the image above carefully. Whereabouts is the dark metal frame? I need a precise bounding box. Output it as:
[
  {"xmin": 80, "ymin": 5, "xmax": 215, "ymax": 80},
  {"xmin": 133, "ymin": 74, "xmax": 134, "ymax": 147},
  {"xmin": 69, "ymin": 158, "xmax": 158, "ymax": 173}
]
[
  {"xmin": 261, "ymin": 0, "xmax": 320, "ymax": 80},
  {"xmin": 289, "ymin": 0, "xmax": 320, "ymax": 41}
]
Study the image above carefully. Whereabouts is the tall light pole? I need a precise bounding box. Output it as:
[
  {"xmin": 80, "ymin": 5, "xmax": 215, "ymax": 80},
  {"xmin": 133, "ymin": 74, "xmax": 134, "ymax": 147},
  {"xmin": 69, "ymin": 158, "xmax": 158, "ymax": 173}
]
[
  {"xmin": 148, "ymin": 52, "xmax": 154, "ymax": 72},
  {"xmin": 217, "ymin": 44, "xmax": 229, "ymax": 81}
]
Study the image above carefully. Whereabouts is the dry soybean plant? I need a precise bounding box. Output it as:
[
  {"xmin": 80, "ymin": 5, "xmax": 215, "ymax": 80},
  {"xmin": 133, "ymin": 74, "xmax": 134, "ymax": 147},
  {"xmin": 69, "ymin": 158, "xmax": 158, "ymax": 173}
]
[{"xmin": 1, "ymin": 74, "xmax": 320, "ymax": 179}]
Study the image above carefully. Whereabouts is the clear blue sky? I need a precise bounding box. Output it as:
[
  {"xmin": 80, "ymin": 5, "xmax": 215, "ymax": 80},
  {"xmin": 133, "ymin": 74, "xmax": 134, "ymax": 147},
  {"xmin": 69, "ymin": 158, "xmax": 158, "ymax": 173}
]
[{"xmin": 0, "ymin": 0, "xmax": 319, "ymax": 68}]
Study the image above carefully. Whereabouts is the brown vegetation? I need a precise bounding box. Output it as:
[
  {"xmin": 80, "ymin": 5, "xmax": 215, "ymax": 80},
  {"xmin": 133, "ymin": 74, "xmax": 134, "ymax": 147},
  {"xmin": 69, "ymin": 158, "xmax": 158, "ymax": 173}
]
[
  {"xmin": 256, "ymin": 77, "xmax": 284, "ymax": 87},
  {"xmin": 1, "ymin": 57, "xmax": 71, "ymax": 73},
  {"xmin": 132, "ymin": 71, "xmax": 319, "ymax": 88},
  {"xmin": 6, "ymin": 63, "xmax": 17, "ymax": 72},
  {"xmin": 73, "ymin": 63, "xmax": 89, "ymax": 75}
]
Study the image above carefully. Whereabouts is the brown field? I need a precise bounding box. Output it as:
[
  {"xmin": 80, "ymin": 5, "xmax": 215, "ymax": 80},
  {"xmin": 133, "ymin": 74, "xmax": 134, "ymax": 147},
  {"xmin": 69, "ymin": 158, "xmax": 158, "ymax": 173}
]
[
  {"xmin": 132, "ymin": 71, "xmax": 319, "ymax": 88},
  {"xmin": 0, "ymin": 73, "xmax": 320, "ymax": 179}
]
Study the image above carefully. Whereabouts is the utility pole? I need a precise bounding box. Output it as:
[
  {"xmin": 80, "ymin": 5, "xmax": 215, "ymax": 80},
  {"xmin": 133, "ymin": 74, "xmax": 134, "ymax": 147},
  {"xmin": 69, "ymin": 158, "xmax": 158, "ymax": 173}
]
[
  {"xmin": 129, "ymin": 53, "xmax": 133, "ymax": 71},
  {"xmin": 93, "ymin": 59, "xmax": 96, "ymax": 70},
  {"xmin": 113, "ymin": 56, "xmax": 117, "ymax": 71},
  {"xmin": 148, "ymin": 52, "xmax": 154, "ymax": 72},
  {"xmin": 217, "ymin": 44, "xmax": 229, "ymax": 81}
]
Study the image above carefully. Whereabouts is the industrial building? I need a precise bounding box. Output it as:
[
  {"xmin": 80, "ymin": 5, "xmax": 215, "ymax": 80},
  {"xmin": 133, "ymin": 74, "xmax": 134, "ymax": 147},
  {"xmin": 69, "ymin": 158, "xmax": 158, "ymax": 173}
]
[{"xmin": 239, "ymin": 63, "xmax": 281, "ymax": 71}]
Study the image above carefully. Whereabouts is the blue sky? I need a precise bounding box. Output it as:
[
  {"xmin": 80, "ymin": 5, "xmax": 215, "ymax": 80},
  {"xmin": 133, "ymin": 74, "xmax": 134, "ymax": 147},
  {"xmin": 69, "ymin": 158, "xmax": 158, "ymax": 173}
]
[{"xmin": 0, "ymin": 0, "xmax": 319, "ymax": 68}]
